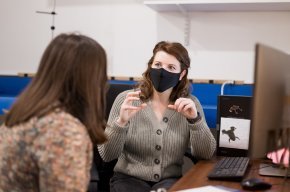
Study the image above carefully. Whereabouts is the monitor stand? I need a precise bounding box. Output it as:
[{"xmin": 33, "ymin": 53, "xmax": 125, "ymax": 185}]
[{"xmin": 259, "ymin": 163, "xmax": 290, "ymax": 177}]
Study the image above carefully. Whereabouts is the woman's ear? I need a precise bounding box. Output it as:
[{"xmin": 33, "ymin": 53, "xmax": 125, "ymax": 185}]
[{"xmin": 179, "ymin": 70, "xmax": 187, "ymax": 80}]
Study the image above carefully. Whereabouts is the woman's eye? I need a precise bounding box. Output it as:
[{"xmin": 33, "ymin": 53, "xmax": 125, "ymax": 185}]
[
  {"xmin": 168, "ymin": 66, "xmax": 176, "ymax": 70},
  {"xmin": 154, "ymin": 63, "xmax": 161, "ymax": 67}
]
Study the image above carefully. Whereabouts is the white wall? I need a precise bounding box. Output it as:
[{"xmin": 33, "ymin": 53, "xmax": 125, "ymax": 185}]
[{"xmin": 1, "ymin": 0, "xmax": 290, "ymax": 83}]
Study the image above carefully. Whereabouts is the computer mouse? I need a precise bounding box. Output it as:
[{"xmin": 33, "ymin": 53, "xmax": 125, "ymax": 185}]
[{"xmin": 241, "ymin": 178, "xmax": 272, "ymax": 190}]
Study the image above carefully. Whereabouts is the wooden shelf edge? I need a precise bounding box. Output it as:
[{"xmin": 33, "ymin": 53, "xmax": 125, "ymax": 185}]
[{"xmin": 15, "ymin": 74, "xmax": 250, "ymax": 85}]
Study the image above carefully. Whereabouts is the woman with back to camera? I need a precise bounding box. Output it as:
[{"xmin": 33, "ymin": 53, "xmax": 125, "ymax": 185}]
[
  {"xmin": 98, "ymin": 41, "xmax": 216, "ymax": 192},
  {"xmin": 0, "ymin": 33, "xmax": 108, "ymax": 191}
]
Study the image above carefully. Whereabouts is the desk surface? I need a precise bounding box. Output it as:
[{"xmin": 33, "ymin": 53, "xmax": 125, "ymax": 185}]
[{"xmin": 169, "ymin": 159, "xmax": 290, "ymax": 192}]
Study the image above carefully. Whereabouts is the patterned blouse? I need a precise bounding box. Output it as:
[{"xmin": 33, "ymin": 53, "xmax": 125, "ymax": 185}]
[{"xmin": 0, "ymin": 108, "xmax": 92, "ymax": 192}]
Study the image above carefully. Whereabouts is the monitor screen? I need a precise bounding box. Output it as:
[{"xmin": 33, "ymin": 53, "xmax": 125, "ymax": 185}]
[{"xmin": 250, "ymin": 43, "xmax": 290, "ymax": 159}]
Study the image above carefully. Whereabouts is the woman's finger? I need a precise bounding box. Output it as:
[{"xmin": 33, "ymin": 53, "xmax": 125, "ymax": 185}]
[
  {"xmin": 176, "ymin": 99, "xmax": 192, "ymax": 112},
  {"xmin": 168, "ymin": 104, "xmax": 176, "ymax": 110},
  {"xmin": 126, "ymin": 90, "xmax": 141, "ymax": 98},
  {"xmin": 124, "ymin": 97, "xmax": 141, "ymax": 103},
  {"xmin": 183, "ymin": 102, "xmax": 194, "ymax": 112}
]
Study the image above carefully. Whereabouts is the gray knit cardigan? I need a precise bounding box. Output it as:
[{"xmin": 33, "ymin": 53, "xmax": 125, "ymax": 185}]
[{"xmin": 98, "ymin": 90, "xmax": 216, "ymax": 182}]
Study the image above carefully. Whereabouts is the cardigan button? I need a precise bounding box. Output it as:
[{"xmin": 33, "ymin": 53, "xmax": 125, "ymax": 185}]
[
  {"xmin": 154, "ymin": 174, "xmax": 160, "ymax": 180},
  {"xmin": 163, "ymin": 117, "xmax": 168, "ymax": 123},
  {"xmin": 156, "ymin": 129, "xmax": 162, "ymax": 135},
  {"xmin": 155, "ymin": 145, "xmax": 161, "ymax": 151},
  {"xmin": 154, "ymin": 159, "xmax": 160, "ymax": 164}
]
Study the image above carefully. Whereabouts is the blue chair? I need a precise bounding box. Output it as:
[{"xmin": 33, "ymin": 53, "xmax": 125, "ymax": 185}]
[
  {"xmin": 0, "ymin": 96, "xmax": 16, "ymax": 115},
  {"xmin": 88, "ymin": 83, "xmax": 135, "ymax": 192}
]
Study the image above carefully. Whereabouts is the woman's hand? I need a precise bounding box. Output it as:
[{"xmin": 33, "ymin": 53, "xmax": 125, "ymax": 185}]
[
  {"xmin": 168, "ymin": 97, "xmax": 198, "ymax": 119},
  {"xmin": 117, "ymin": 90, "xmax": 147, "ymax": 126}
]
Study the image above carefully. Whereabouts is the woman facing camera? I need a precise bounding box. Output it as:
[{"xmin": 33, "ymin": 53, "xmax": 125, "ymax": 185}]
[
  {"xmin": 98, "ymin": 41, "xmax": 216, "ymax": 192},
  {"xmin": 0, "ymin": 33, "xmax": 108, "ymax": 192}
]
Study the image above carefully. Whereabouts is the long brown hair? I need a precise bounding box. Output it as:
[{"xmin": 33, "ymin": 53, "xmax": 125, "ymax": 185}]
[
  {"xmin": 5, "ymin": 33, "xmax": 107, "ymax": 144},
  {"xmin": 138, "ymin": 41, "xmax": 191, "ymax": 103}
]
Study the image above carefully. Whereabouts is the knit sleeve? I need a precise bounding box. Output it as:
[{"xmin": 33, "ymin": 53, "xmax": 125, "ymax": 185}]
[
  {"xmin": 98, "ymin": 90, "xmax": 130, "ymax": 162},
  {"xmin": 188, "ymin": 95, "xmax": 216, "ymax": 160}
]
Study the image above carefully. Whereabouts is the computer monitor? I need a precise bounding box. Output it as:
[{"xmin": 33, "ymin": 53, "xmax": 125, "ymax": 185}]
[{"xmin": 249, "ymin": 43, "xmax": 290, "ymax": 160}]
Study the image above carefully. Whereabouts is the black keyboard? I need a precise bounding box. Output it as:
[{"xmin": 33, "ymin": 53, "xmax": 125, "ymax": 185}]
[{"xmin": 207, "ymin": 157, "xmax": 250, "ymax": 181}]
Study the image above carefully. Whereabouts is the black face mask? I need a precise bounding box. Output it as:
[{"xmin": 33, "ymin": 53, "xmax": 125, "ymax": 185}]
[{"xmin": 149, "ymin": 68, "xmax": 181, "ymax": 92}]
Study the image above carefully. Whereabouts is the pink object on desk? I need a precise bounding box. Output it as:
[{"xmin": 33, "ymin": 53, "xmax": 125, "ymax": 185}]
[{"xmin": 267, "ymin": 148, "xmax": 290, "ymax": 167}]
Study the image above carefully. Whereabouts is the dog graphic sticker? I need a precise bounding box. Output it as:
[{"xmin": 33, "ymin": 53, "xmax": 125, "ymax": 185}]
[
  {"xmin": 222, "ymin": 126, "xmax": 240, "ymax": 143},
  {"xmin": 229, "ymin": 105, "xmax": 243, "ymax": 114}
]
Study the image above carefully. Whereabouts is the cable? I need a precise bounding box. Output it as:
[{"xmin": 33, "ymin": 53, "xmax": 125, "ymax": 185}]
[
  {"xmin": 220, "ymin": 80, "xmax": 234, "ymax": 95},
  {"xmin": 36, "ymin": 0, "xmax": 57, "ymax": 39},
  {"xmin": 51, "ymin": 0, "xmax": 56, "ymax": 39}
]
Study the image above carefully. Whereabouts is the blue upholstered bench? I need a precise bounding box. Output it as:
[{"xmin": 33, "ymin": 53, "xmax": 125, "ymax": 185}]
[
  {"xmin": 0, "ymin": 96, "xmax": 16, "ymax": 115},
  {"xmin": 0, "ymin": 75, "xmax": 253, "ymax": 128}
]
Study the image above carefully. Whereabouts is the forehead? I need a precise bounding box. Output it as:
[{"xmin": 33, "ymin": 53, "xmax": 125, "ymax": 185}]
[{"xmin": 153, "ymin": 51, "xmax": 180, "ymax": 66}]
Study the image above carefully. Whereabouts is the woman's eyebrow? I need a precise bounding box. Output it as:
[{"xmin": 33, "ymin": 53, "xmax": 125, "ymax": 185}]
[
  {"xmin": 154, "ymin": 61, "xmax": 177, "ymax": 65},
  {"xmin": 168, "ymin": 63, "xmax": 178, "ymax": 67}
]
